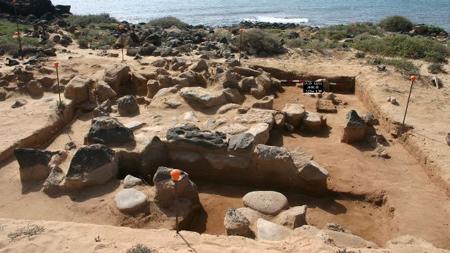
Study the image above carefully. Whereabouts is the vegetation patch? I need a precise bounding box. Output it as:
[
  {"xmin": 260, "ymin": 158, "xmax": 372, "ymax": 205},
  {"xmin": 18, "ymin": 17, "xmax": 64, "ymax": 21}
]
[
  {"xmin": 66, "ymin": 14, "xmax": 118, "ymax": 27},
  {"xmin": 427, "ymin": 63, "xmax": 446, "ymax": 74},
  {"xmin": 127, "ymin": 244, "xmax": 154, "ymax": 253},
  {"xmin": 368, "ymin": 57, "xmax": 419, "ymax": 76},
  {"xmin": 236, "ymin": 28, "xmax": 286, "ymax": 56},
  {"xmin": 379, "ymin": 16, "xmax": 413, "ymax": 33},
  {"xmin": 75, "ymin": 27, "xmax": 117, "ymax": 49},
  {"xmin": 8, "ymin": 224, "xmax": 45, "ymax": 241},
  {"xmin": 147, "ymin": 16, "xmax": 188, "ymax": 29},
  {"xmin": 353, "ymin": 34, "xmax": 449, "ymax": 63},
  {"xmin": 0, "ymin": 20, "xmax": 49, "ymax": 54},
  {"xmin": 318, "ymin": 23, "xmax": 383, "ymax": 41}
]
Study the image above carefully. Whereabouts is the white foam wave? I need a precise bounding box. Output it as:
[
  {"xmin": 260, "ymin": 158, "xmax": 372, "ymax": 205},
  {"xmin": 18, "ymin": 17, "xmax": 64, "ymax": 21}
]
[{"xmin": 244, "ymin": 16, "xmax": 309, "ymax": 24}]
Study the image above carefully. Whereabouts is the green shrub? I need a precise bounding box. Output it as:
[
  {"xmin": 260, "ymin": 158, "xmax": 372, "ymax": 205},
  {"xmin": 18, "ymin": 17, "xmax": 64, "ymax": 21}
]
[
  {"xmin": 427, "ymin": 63, "xmax": 446, "ymax": 74},
  {"xmin": 368, "ymin": 57, "xmax": 419, "ymax": 75},
  {"xmin": 319, "ymin": 23, "xmax": 383, "ymax": 41},
  {"xmin": 379, "ymin": 16, "xmax": 413, "ymax": 32},
  {"xmin": 413, "ymin": 24, "xmax": 448, "ymax": 36},
  {"xmin": 126, "ymin": 244, "xmax": 153, "ymax": 253},
  {"xmin": 75, "ymin": 28, "xmax": 116, "ymax": 49},
  {"xmin": 66, "ymin": 14, "xmax": 118, "ymax": 27},
  {"xmin": 0, "ymin": 20, "xmax": 50, "ymax": 55},
  {"xmin": 235, "ymin": 28, "xmax": 286, "ymax": 56},
  {"xmin": 147, "ymin": 16, "xmax": 188, "ymax": 29},
  {"xmin": 285, "ymin": 38, "xmax": 305, "ymax": 48},
  {"xmin": 353, "ymin": 34, "xmax": 449, "ymax": 62}
]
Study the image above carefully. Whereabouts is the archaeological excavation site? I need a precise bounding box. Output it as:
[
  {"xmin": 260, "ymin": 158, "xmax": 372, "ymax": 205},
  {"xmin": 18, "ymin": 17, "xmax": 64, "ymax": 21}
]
[{"xmin": 0, "ymin": 13, "xmax": 449, "ymax": 251}]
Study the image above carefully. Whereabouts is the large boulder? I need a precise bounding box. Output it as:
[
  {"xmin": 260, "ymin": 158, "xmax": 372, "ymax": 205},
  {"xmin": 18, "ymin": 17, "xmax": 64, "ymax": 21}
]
[
  {"xmin": 223, "ymin": 88, "xmax": 245, "ymax": 104},
  {"xmin": 95, "ymin": 81, "xmax": 117, "ymax": 102},
  {"xmin": 282, "ymin": 103, "xmax": 306, "ymax": 127},
  {"xmin": 86, "ymin": 117, "xmax": 134, "ymax": 146},
  {"xmin": 103, "ymin": 64, "xmax": 130, "ymax": 95},
  {"xmin": 146, "ymin": 80, "xmax": 160, "ymax": 98},
  {"xmin": 14, "ymin": 148, "xmax": 57, "ymax": 181},
  {"xmin": 190, "ymin": 59, "xmax": 208, "ymax": 72},
  {"xmin": 117, "ymin": 95, "xmax": 139, "ymax": 116},
  {"xmin": 65, "ymin": 144, "xmax": 117, "ymax": 189},
  {"xmin": 26, "ymin": 80, "xmax": 44, "ymax": 98},
  {"xmin": 114, "ymin": 188, "xmax": 148, "ymax": 214},
  {"xmin": 243, "ymin": 191, "xmax": 289, "ymax": 215},
  {"xmin": 256, "ymin": 73, "xmax": 272, "ymax": 92},
  {"xmin": 224, "ymin": 208, "xmax": 253, "ymax": 237},
  {"xmin": 235, "ymin": 108, "xmax": 275, "ymax": 127},
  {"xmin": 273, "ymin": 205, "xmax": 307, "ymax": 229},
  {"xmin": 64, "ymin": 76, "xmax": 92, "ymax": 104},
  {"xmin": 256, "ymin": 218, "xmax": 292, "ymax": 241},
  {"xmin": 152, "ymin": 166, "xmax": 199, "ymax": 208},
  {"xmin": 341, "ymin": 110, "xmax": 367, "ymax": 143},
  {"xmin": 233, "ymin": 67, "xmax": 261, "ymax": 77},
  {"xmin": 302, "ymin": 112, "xmax": 325, "ymax": 132},
  {"xmin": 239, "ymin": 76, "xmax": 256, "ymax": 93},
  {"xmin": 179, "ymin": 87, "xmax": 227, "ymax": 108},
  {"xmin": 221, "ymin": 70, "xmax": 241, "ymax": 89},
  {"xmin": 298, "ymin": 160, "xmax": 329, "ymax": 182}
]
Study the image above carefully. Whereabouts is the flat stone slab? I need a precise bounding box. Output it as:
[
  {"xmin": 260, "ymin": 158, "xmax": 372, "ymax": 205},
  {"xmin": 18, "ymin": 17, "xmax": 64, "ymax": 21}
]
[
  {"xmin": 316, "ymin": 99, "xmax": 337, "ymax": 113},
  {"xmin": 256, "ymin": 218, "xmax": 292, "ymax": 241},
  {"xmin": 114, "ymin": 188, "xmax": 148, "ymax": 213},
  {"xmin": 243, "ymin": 191, "xmax": 288, "ymax": 215}
]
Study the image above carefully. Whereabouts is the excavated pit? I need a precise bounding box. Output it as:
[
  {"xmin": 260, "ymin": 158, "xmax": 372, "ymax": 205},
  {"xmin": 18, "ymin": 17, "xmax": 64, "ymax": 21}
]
[{"xmin": 2, "ymin": 59, "xmax": 448, "ymax": 249}]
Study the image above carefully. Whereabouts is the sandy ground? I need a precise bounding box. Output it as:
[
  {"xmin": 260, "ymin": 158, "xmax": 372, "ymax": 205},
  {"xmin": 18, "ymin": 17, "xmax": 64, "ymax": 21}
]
[{"xmin": 0, "ymin": 46, "xmax": 449, "ymax": 250}]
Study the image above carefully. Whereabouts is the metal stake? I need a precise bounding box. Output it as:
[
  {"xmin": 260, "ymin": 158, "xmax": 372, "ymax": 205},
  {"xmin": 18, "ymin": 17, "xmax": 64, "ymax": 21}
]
[
  {"xmin": 174, "ymin": 181, "xmax": 179, "ymax": 233},
  {"xmin": 401, "ymin": 76, "xmax": 416, "ymax": 134},
  {"xmin": 239, "ymin": 28, "xmax": 243, "ymax": 63}
]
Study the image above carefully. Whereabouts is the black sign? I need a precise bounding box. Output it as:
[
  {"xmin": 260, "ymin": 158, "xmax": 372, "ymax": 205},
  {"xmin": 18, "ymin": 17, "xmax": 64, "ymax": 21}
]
[{"xmin": 303, "ymin": 80, "xmax": 323, "ymax": 93}]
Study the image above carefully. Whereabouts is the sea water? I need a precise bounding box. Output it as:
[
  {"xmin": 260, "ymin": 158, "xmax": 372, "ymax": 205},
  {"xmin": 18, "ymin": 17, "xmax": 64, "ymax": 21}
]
[{"xmin": 52, "ymin": 0, "xmax": 450, "ymax": 31}]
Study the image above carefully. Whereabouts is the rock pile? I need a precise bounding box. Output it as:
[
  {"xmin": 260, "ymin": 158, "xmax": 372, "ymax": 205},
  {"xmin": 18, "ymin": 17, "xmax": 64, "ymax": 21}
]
[{"xmin": 224, "ymin": 191, "xmax": 308, "ymax": 241}]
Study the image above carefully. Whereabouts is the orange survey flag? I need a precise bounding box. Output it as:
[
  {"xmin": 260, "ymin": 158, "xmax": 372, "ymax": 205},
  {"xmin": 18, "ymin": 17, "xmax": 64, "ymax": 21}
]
[
  {"xmin": 170, "ymin": 169, "xmax": 182, "ymax": 182},
  {"xmin": 11, "ymin": 0, "xmax": 16, "ymax": 5}
]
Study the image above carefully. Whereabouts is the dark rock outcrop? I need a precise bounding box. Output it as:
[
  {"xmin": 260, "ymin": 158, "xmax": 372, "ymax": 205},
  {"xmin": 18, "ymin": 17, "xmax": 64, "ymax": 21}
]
[
  {"xmin": 65, "ymin": 144, "xmax": 117, "ymax": 189},
  {"xmin": 0, "ymin": 0, "xmax": 70, "ymax": 18},
  {"xmin": 86, "ymin": 117, "xmax": 134, "ymax": 146},
  {"xmin": 14, "ymin": 148, "xmax": 56, "ymax": 181},
  {"xmin": 117, "ymin": 95, "xmax": 139, "ymax": 116},
  {"xmin": 166, "ymin": 124, "xmax": 227, "ymax": 149}
]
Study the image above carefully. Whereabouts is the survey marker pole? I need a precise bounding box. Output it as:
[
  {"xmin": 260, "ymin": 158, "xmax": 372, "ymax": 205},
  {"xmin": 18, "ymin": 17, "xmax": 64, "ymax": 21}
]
[
  {"xmin": 239, "ymin": 28, "xmax": 244, "ymax": 63},
  {"xmin": 12, "ymin": 0, "xmax": 23, "ymax": 59},
  {"xmin": 401, "ymin": 75, "xmax": 416, "ymax": 134},
  {"xmin": 170, "ymin": 169, "xmax": 182, "ymax": 233}
]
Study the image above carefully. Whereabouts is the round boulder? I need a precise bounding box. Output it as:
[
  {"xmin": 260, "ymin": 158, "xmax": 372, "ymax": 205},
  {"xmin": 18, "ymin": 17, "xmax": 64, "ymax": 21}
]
[
  {"xmin": 243, "ymin": 191, "xmax": 288, "ymax": 215},
  {"xmin": 117, "ymin": 95, "xmax": 139, "ymax": 116}
]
